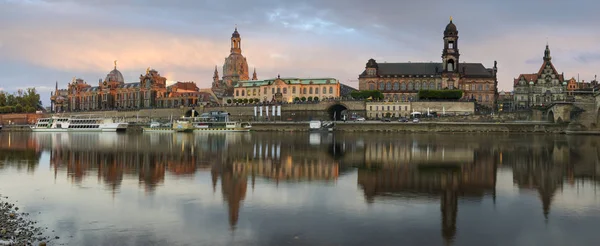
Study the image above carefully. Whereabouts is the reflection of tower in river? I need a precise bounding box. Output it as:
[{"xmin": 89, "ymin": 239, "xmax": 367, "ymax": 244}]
[{"xmin": 357, "ymin": 138, "xmax": 497, "ymax": 244}]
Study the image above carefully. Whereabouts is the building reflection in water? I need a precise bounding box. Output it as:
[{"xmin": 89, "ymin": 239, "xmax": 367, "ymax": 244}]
[{"xmin": 1, "ymin": 132, "xmax": 600, "ymax": 242}]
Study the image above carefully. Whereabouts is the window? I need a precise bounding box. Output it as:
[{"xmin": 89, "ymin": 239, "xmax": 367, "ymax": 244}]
[
  {"xmin": 378, "ymin": 82, "xmax": 385, "ymax": 90},
  {"xmin": 401, "ymin": 95, "xmax": 406, "ymax": 101},
  {"xmin": 485, "ymin": 95, "xmax": 489, "ymax": 101},
  {"xmin": 393, "ymin": 106, "xmax": 396, "ymax": 110},
  {"xmin": 387, "ymin": 106, "xmax": 390, "ymax": 111},
  {"xmin": 303, "ymin": 88, "xmax": 307, "ymax": 94},
  {"xmin": 329, "ymin": 86, "xmax": 333, "ymax": 94},
  {"xmin": 478, "ymin": 95, "xmax": 482, "ymax": 101},
  {"xmin": 400, "ymin": 83, "xmax": 406, "ymax": 91},
  {"xmin": 253, "ymin": 89, "xmax": 257, "ymax": 96},
  {"xmin": 283, "ymin": 88, "xmax": 287, "ymax": 94},
  {"xmin": 236, "ymin": 90, "xmax": 239, "ymax": 96},
  {"xmin": 415, "ymin": 82, "xmax": 421, "ymax": 90},
  {"xmin": 316, "ymin": 87, "xmax": 319, "ymax": 94},
  {"xmin": 264, "ymin": 88, "xmax": 267, "ymax": 94},
  {"xmin": 478, "ymin": 85, "xmax": 483, "ymax": 91},
  {"xmin": 309, "ymin": 87, "xmax": 313, "ymax": 94},
  {"xmin": 376, "ymin": 106, "xmax": 378, "ymax": 110},
  {"xmin": 292, "ymin": 87, "xmax": 296, "ymax": 93},
  {"xmin": 408, "ymin": 82, "xmax": 414, "ymax": 91},
  {"xmin": 322, "ymin": 87, "xmax": 326, "ymax": 94},
  {"xmin": 386, "ymin": 82, "xmax": 392, "ymax": 91},
  {"xmin": 448, "ymin": 41, "xmax": 454, "ymax": 49},
  {"xmin": 485, "ymin": 84, "xmax": 490, "ymax": 90},
  {"xmin": 241, "ymin": 90, "xmax": 245, "ymax": 96},
  {"xmin": 369, "ymin": 83, "xmax": 375, "ymax": 90},
  {"xmin": 370, "ymin": 106, "xmax": 372, "ymax": 111},
  {"xmin": 437, "ymin": 82, "xmax": 442, "ymax": 89},
  {"xmin": 272, "ymin": 88, "xmax": 275, "ymax": 94}
]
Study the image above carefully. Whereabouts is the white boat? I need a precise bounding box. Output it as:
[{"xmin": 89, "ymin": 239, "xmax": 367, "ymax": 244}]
[
  {"xmin": 185, "ymin": 110, "xmax": 252, "ymax": 132},
  {"xmin": 31, "ymin": 115, "xmax": 128, "ymax": 132},
  {"xmin": 309, "ymin": 120, "xmax": 334, "ymax": 132}
]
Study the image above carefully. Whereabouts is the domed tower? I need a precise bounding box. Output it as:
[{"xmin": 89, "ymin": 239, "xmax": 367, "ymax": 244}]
[
  {"xmin": 222, "ymin": 27, "xmax": 250, "ymax": 91},
  {"xmin": 105, "ymin": 60, "xmax": 125, "ymax": 84},
  {"xmin": 442, "ymin": 17, "xmax": 460, "ymax": 73}
]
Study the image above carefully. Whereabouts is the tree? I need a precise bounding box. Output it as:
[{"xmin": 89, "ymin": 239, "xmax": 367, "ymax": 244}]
[
  {"xmin": 301, "ymin": 97, "xmax": 306, "ymax": 102},
  {"xmin": 294, "ymin": 97, "xmax": 300, "ymax": 102},
  {"xmin": 0, "ymin": 92, "xmax": 6, "ymax": 107},
  {"xmin": 307, "ymin": 96, "xmax": 313, "ymax": 101},
  {"xmin": 15, "ymin": 104, "xmax": 23, "ymax": 113},
  {"xmin": 313, "ymin": 96, "xmax": 319, "ymax": 102},
  {"xmin": 418, "ymin": 90, "xmax": 463, "ymax": 100},
  {"xmin": 242, "ymin": 98, "xmax": 249, "ymax": 104},
  {"xmin": 226, "ymin": 99, "xmax": 232, "ymax": 104},
  {"xmin": 254, "ymin": 98, "xmax": 260, "ymax": 103},
  {"xmin": 350, "ymin": 90, "xmax": 384, "ymax": 100}
]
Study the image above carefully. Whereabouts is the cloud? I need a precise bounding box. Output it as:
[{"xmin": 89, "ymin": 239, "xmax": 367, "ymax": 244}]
[{"xmin": 1, "ymin": 0, "xmax": 600, "ymax": 105}]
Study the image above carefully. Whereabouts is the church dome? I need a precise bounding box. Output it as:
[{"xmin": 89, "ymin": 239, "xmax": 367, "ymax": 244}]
[
  {"xmin": 444, "ymin": 20, "xmax": 458, "ymax": 36},
  {"xmin": 105, "ymin": 68, "xmax": 124, "ymax": 83}
]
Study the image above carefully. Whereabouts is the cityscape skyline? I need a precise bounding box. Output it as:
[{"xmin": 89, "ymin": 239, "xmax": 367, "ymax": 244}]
[{"xmin": 1, "ymin": 0, "xmax": 599, "ymax": 106}]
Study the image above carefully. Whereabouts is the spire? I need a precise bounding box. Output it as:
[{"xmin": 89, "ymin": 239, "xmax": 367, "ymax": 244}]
[
  {"xmin": 55, "ymin": 81, "xmax": 58, "ymax": 91},
  {"xmin": 544, "ymin": 44, "xmax": 551, "ymax": 61},
  {"xmin": 213, "ymin": 65, "xmax": 219, "ymax": 79},
  {"xmin": 277, "ymin": 74, "xmax": 280, "ymax": 79},
  {"xmin": 450, "ymin": 16, "xmax": 453, "ymax": 22},
  {"xmin": 252, "ymin": 68, "xmax": 257, "ymax": 80},
  {"xmin": 114, "ymin": 60, "xmax": 117, "ymax": 69}
]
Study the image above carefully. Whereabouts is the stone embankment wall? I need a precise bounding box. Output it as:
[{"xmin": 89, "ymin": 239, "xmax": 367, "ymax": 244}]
[
  {"xmin": 250, "ymin": 122, "xmax": 565, "ymax": 133},
  {"xmin": 0, "ymin": 113, "xmax": 44, "ymax": 125}
]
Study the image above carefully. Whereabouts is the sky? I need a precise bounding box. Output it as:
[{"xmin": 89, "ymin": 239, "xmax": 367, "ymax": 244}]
[{"xmin": 1, "ymin": 0, "xmax": 599, "ymax": 106}]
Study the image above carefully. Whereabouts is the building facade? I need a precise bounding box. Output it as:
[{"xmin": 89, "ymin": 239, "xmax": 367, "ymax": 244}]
[
  {"xmin": 233, "ymin": 76, "xmax": 341, "ymax": 103},
  {"xmin": 50, "ymin": 62, "xmax": 206, "ymax": 112},
  {"xmin": 211, "ymin": 28, "xmax": 256, "ymax": 99},
  {"xmin": 513, "ymin": 45, "xmax": 567, "ymax": 108},
  {"xmin": 358, "ymin": 18, "xmax": 498, "ymax": 109}
]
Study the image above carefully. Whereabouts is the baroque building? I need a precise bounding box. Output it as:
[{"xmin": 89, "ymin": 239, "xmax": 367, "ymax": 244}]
[
  {"xmin": 50, "ymin": 62, "xmax": 207, "ymax": 112},
  {"xmin": 358, "ymin": 18, "xmax": 498, "ymax": 109},
  {"xmin": 233, "ymin": 75, "xmax": 342, "ymax": 103},
  {"xmin": 212, "ymin": 28, "xmax": 253, "ymax": 98},
  {"xmin": 513, "ymin": 45, "xmax": 567, "ymax": 108}
]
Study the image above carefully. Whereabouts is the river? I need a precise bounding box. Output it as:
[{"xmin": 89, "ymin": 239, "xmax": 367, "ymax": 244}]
[{"xmin": 0, "ymin": 132, "xmax": 599, "ymax": 246}]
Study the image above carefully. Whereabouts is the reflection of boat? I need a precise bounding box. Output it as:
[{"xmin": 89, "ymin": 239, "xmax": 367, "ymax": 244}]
[
  {"xmin": 309, "ymin": 120, "xmax": 334, "ymax": 132},
  {"xmin": 31, "ymin": 115, "xmax": 128, "ymax": 132},
  {"xmin": 186, "ymin": 110, "xmax": 252, "ymax": 132}
]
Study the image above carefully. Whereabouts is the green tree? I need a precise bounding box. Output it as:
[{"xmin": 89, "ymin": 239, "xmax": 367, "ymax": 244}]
[
  {"xmin": 294, "ymin": 97, "xmax": 300, "ymax": 102},
  {"xmin": 307, "ymin": 96, "xmax": 313, "ymax": 101},
  {"xmin": 226, "ymin": 99, "xmax": 232, "ymax": 104},
  {"xmin": 15, "ymin": 104, "xmax": 23, "ymax": 113},
  {"xmin": 243, "ymin": 98, "xmax": 249, "ymax": 104},
  {"xmin": 0, "ymin": 92, "xmax": 6, "ymax": 107},
  {"xmin": 313, "ymin": 96, "xmax": 319, "ymax": 102},
  {"xmin": 301, "ymin": 97, "xmax": 306, "ymax": 102}
]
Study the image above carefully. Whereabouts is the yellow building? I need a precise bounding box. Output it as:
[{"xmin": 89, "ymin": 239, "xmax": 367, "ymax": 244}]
[
  {"xmin": 366, "ymin": 102, "xmax": 412, "ymax": 118},
  {"xmin": 233, "ymin": 75, "xmax": 341, "ymax": 103}
]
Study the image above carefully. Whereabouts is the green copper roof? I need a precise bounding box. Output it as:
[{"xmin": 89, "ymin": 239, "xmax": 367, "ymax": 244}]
[{"xmin": 234, "ymin": 77, "xmax": 338, "ymax": 88}]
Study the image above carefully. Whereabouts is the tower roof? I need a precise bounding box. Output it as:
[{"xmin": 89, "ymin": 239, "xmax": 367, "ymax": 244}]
[
  {"xmin": 444, "ymin": 18, "xmax": 458, "ymax": 36},
  {"xmin": 232, "ymin": 27, "xmax": 240, "ymax": 38}
]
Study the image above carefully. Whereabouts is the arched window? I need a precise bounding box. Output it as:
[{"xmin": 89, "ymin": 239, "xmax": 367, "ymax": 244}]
[
  {"xmin": 253, "ymin": 88, "xmax": 257, "ymax": 96},
  {"xmin": 329, "ymin": 86, "xmax": 333, "ymax": 94},
  {"xmin": 241, "ymin": 90, "xmax": 245, "ymax": 96},
  {"xmin": 303, "ymin": 88, "xmax": 307, "ymax": 94},
  {"xmin": 415, "ymin": 81, "xmax": 421, "ymax": 90},
  {"xmin": 236, "ymin": 90, "xmax": 239, "ymax": 96},
  {"xmin": 437, "ymin": 82, "xmax": 442, "ymax": 90},
  {"xmin": 429, "ymin": 82, "xmax": 436, "ymax": 90},
  {"xmin": 309, "ymin": 87, "xmax": 313, "ymax": 94},
  {"xmin": 264, "ymin": 88, "xmax": 267, "ymax": 94},
  {"xmin": 393, "ymin": 82, "xmax": 399, "ymax": 91},
  {"xmin": 478, "ymin": 95, "xmax": 482, "ymax": 101},
  {"xmin": 485, "ymin": 84, "xmax": 490, "ymax": 90},
  {"xmin": 272, "ymin": 88, "xmax": 275, "ymax": 94},
  {"xmin": 292, "ymin": 87, "xmax": 296, "ymax": 93},
  {"xmin": 315, "ymin": 87, "xmax": 319, "ymax": 94},
  {"xmin": 386, "ymin": 82, "xmax": 392, "ymax": 91},
  {"xmin": 400, "ymin": 83, "xmax": 406, "ymax": 91},
  {"xmin": 485, "ymin": 95, "xmax": 489, "ymax": 101},
  {"xmin": 478, "ymin": 84, "xmax": 483, "ymax": 91},
  {"xmin": 401, "ymin": 95, "xmax": 406, "ymax": 101},
  {"xmin": 378, "ymin": 82, "xmax": 385, "ymax": 91},
  {"xmin": 322, "ymin": 87, "xmax": 326, "ymax": 94},
  {"xmin": 447, "ymin": 59, "xmax": 455, "ymax": 71},
  {"xmin": 369, "ymin": 83, "xmax": 376, "ymax": 90},
  {"xmin": 283, "ymin": 88, "xmax": 287, "ymax": 94},
  {"xmin": 277, "ymin": 88, "xmax": 281, "ymax": 93},
  {"xmin": 393, "ymin": 94, "xmax": 399, "ymax": 101},
  {"xmin": 408, "ymin": 82, "xmax": 414, "ymax": 91}
]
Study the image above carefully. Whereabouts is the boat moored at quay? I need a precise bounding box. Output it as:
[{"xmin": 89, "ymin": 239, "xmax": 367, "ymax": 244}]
[
  {"xmin": 30, "ymin": 115, "xmax": 128, "ymax": 132},
  {"xmin": 142, "ymin": 110, "xmax": 252, "ymax": 133}
]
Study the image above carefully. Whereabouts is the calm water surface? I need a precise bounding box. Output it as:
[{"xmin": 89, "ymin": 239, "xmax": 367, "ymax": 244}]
[{"xmin": 0, "ymin": 132, "xmax": 599, "ymax": 246}]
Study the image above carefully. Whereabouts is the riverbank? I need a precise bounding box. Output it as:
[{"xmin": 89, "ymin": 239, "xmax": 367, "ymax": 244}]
[
  {"xmin": 0, "ymin": 195, "xmax": 51, "ymax": 245},
  {"xmin": 0, "ymin": 121, "xmax": 580, "ymax": 134}
]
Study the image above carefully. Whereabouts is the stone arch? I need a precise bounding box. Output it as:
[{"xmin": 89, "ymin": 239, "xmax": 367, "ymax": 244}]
[
  {"xmin": 327, "ymin": 103, "xmax": 348, "ymax": 121},
  {"xmin": 185, "ymin": 108, "xmax": 200, "ymax": 117},
  {"xmin": 547, "ymin": 110, "xmax": 555, "ymax": 123}
]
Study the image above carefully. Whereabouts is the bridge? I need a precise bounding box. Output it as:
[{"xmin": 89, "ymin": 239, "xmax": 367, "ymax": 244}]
[{"xmin": 535, "ymin": 90, "xmax": 600, "ymax": 132}]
